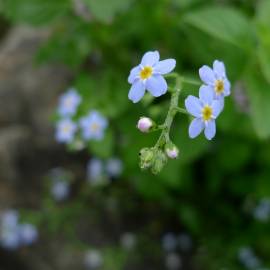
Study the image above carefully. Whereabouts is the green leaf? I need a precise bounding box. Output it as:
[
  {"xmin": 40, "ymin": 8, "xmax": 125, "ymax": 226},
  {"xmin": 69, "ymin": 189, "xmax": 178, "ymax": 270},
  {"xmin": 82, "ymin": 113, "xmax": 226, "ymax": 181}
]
[
  {"xmin": 244, "ymin": 64, "xmax": 270, "ymax": 139},
  {"xmin": 82, "ymin": 0, "xmax": 132, "ymax": 23},
  {"xmin": 183, "ymin": 6, "xmax": 255, "ymax": 51},
  {"xmin": 256, "ymin": 0, "xmax": 270, "ymax": 25},
  {"xmin": 255, "ymin": 0, "xmax": 270, "ymax": 83},
  {"xmin": 0, "ymin": 0, "xmax": 70, "ymax": 25}
]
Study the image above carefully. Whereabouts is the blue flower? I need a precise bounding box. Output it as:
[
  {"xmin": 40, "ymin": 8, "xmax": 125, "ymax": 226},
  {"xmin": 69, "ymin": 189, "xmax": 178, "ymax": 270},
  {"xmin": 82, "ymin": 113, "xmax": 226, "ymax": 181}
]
[
  {"xmin": 80, "ymin": 111, "xmax": 108, "ymax": 141},
  {"xmin": 106, "ymin": 158, "xmax": 123, "ymax": 178},
  {"xmin": 19, "ymin": 223, "xmax": 38, "ymax": 245},
  {"xmin": 87, "ymin": 158, "xmax": 105, "ymax": 184},
  {"xmin": 51, "ymin": 180, "xmax": 70, "ymax": 201},
  {"xmin": 199, "ymin": 60, "xmax": 231, "ymax": 99},
  {"xmin": 55, "ymin": 118, "xmax": 77, "ymax": 143},
  {"xmin": 58, "ymin": 88, "xmax": 81, "ymax": 117},
  {"xmin": 128, "ymin": 51, "xmax": 176, "ymax": 103},
  {"xmin": 185, "ymin": 85, "xmax": 223, "ymax": 140},
  {"xmin": 0, "ymin": 210, "xmax": 20, "ymax": 250}
]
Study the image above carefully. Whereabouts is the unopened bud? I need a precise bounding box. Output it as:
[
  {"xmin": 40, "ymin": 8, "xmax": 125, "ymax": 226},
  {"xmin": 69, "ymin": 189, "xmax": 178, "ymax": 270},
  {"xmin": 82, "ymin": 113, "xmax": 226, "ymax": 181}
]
[
  {"xmin": 139, "ymin": 147, "xmax": 154, "ymax": 170},
  {"xmin": 165, "ymin": 143, "xmax": 179, "ymax": 159},
  {"xmin": 137, "ymin": 117, "xmax": 153, "ymax": 133},
  {"xmin": 151, "ymin": 149, "xmax": 167, "ymax": 174}
]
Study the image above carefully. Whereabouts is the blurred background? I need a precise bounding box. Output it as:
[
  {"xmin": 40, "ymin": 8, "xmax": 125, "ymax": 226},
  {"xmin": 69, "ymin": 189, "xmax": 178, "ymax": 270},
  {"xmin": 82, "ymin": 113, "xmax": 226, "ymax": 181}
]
[{"xmin": 0, "ymin": 0, "xmax": 270, "ymax": 269}]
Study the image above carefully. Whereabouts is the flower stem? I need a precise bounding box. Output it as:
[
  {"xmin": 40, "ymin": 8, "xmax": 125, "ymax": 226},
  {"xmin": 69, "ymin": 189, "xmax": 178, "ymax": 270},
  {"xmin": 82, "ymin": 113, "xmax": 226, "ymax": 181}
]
[
  {"xmin": 181, "ymin": 77, "xmax": 201, "ymax": 86},
  {"xmin": 174, "ymin": 107, "xmax": 188, "ymax": 115},
  {"xmin": 154, "ymin": 75, "xmax": 182, "ymax": 149}
]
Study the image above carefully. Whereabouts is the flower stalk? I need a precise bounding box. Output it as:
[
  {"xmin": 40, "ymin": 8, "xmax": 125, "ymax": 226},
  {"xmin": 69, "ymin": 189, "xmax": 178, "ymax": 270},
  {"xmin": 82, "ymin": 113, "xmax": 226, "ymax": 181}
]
[{"xmin": 139, "ymin": 73, "xmax": 184, "ymax": 174}]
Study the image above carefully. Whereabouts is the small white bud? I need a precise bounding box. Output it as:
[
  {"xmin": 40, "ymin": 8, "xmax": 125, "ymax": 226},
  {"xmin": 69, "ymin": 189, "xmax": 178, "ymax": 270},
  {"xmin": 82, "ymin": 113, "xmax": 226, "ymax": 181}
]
[
  {"xmin": 137, "ymin": 117, "xmax": 153, "ymax": 133},
  {"xmin": 165, "ymin": 146, "xmax": 179, "ymax": 159}
]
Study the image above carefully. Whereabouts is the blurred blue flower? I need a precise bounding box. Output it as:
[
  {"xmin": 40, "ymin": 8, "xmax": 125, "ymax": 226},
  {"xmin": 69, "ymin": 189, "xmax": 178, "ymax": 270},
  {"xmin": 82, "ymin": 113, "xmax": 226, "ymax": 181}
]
[
  {"xmin": 238, "ymin": 247, "xmax": 261, "ymax": 270},
  {"xmin": 253, "ymin": 198, "xmax": 270, "ymax": 222},
  {"xmin": 80, "ymin": 111, "xmax": 108, "ymax": 141},
  {"xmin": 199, "ymin": 60, "xmax": 231, "ymax": 100},
  {"xmin": 165, "ymin": 253, "xmax": 182, "ymax": 270},
  {"xmin": 128, "ymin": 51, "xmax": 176, "ymax": 103},
  {"xmin": 120, "ymin": 232, "xmax": 136, "ymax": 250},
  {"xmin": 106, "ymin": 158, "xmax": 123, "ymax": 178},
  {"xmin": 84, "ymin": 249, "xmax": 103, "ymax": 269},
  {"xmin": 0, "ymin": 210, "xmax": 20, "ymax": 250},
  {"xmin": 51, "ymin": 180, "xmax": 70, "ymax": 201},
  {"xmin": 58, "ymin": 88, "xmax": 81, "ymax": 117},
  {"xmin": 19, "ymin": 223, "xmax": 38, "ymax": 245},
  {"xmin": 87, "ymin": 158, "xmax": 105, "ymax": 185},
  {"xmin": 185, "ymin": 85, "xmax": 223, "ymax": 140},
  {"xmin": 162, "ymin": 233, "xmax": 178, "ymax": 252},
  {"xmin": 55, "ymin": 118, "xmax": 77, "ymax": 143}
]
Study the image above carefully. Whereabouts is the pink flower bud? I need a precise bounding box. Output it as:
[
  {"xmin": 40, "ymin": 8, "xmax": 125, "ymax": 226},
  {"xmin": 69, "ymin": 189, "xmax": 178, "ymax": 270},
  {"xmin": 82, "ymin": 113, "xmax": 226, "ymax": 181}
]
[
  {"xmin": 165, "ymin": 146, "xmax": 179, "ymax": 159},
  {"xmin": 137, "ymin": 117, "xmax": 153, "ymax": 133}
]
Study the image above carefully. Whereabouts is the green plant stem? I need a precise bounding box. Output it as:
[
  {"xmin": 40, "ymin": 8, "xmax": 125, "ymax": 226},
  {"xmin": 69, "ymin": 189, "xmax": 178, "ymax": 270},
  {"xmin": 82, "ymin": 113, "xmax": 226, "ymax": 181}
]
[
  {"xmin": 174, "ymin": 107, "xmax": 188, "ymax": 115},
  {"xmin": 181, "ymin": 77, "xmax": 201, "ymax": 86},
  {"xmin": 154, "ymin": 75, "xmax": 182, "ymax": 149}
]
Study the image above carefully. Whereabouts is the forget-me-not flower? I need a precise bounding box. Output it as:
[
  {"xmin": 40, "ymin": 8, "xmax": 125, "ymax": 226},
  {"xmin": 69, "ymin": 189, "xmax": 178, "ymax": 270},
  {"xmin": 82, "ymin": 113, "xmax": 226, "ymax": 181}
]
[
  {"xmin": 162, "ymin": 233, "xmax": 178, "ymax": 252},
  {"xmin": 0, "ymin": 210, "xmax": 20, "ymax": 250},
  {"xmin": 56, "ymin": 118, "xmax": 77, "ymax": 143},
  {"xmin": 128, "ymin": 51, "xmax": 176, "ymax": 103},
  {"xmin": 84, "ymin": 250, "xmax": 103, "ymax": 269},
  {"xmin": 185, "ymin": 85, "xmax": 223, "ymax": 140},
  {"xmin": 58, "ymin": 88, "xmax": 81, "ymax": 117},
  {"xmin": 87, "ymin": 158, "xmax": 104, "ymax": 184},
  {"xmin": 19, "ymin": 223, "xmax": 38, "ymax": 245},
  {"xmin": 199, "ymin": 60, "xmax": 231, "ymax": 99},
  {"xmin": 51, "ymin": 180, "xmax": 70, "ymax": 201},
  {"xmin": 253, "ymin": 198, "xmax": 270, "ymax": 222},
  {"xmin": 106, "ymin": 158, "xmax": 123, "ymax": 178},
  {"xmin": 80, "ymin": 111, "xmax": 108, "ymax": 141},
  {"xmin": 238, "ymin": 247, "xmax": 261, "ymax": 270}
]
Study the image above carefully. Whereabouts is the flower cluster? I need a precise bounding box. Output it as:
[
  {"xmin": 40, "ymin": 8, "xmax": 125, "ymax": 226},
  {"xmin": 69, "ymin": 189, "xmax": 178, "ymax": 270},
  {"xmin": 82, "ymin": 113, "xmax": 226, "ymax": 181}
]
[
  {"xmin": 128, "ymin": 52, "xmax": 231, "ymax": 173},
  {"xmin": 0, "ymin": 210, "xmax": 38, "ymax": 250},
  {"xmin": 87, "ymin": 157, "xmax": 123, "ymax": 185},
  {"xmin": 162, "ymin": 232, "xmax": 192, "ymax": 253},
  {"xmin": 238, "ymin": 247, "xmax": 262, "ymax": 270},
  {"xmin": 185, "ymin": 60, "xmax": 230, "ymax": 140},
  {"xmin": 55, "ymin": 88, "xmax": 108, "ymax": 145}
]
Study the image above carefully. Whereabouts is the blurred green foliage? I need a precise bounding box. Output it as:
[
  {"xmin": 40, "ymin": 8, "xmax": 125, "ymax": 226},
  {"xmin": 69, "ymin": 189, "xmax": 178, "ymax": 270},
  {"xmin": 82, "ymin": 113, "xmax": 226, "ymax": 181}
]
[{"xmin": 1, "ymin": 0, "xmax": 270, "ymax": 269}]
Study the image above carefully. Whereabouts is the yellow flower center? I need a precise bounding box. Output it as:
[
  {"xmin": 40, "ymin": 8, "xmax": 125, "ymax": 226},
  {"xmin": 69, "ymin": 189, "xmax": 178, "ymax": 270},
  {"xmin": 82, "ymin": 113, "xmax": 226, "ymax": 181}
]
[
  {"xmin": 63, "ymin": 125, "xmax": 71, "ymax": 133},
  {"xmin": 64, "ymin": 97, "xmax": 74, "ymax": 108},
  {"xmin": 215, "ymin": 79, "xmax": 224, "ymax": 94},
  {"xmin": 140, "ymin": 66, "xmax": 153, "ymax": 80},
  {"xmin": 91, "ymin": 123, "xmax": 100, "ymax": 132},
  {"xmin": 202, "ymin": 105, "xmax": 213, "ymax": 121}
]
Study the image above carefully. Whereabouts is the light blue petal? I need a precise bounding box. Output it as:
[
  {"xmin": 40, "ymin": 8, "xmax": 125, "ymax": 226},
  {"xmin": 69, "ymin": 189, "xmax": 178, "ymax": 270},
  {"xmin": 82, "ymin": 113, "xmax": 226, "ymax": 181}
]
[
  {"xmin": 141, "ymin": 51, "xmax": 160, "ymax": 66},
  {"xmin": 224, "ymin": 78, "xmax": 231, "ymax": 96},
  {"xmin": 154, "ymin": 59, "xmax": 176, "ymax": 74},
  {"xmin": 189, "ymin": 118, "xmax": 204, "ymax": 138},
  {"xmin": 185, "ymin": 95, "xmax": 202, "ymax": 117},
  {"xmin": 204, "ymin": 120, "xmax": 216, "ymax": 140},
  {"xmin": 212, "ymin": 100, "xmax": 223, "ymax": 118},
  {"xmin": 199, "ymin": 85, "xmax": 214, "ymax": 105},
  {"xmin": 199, "ymin": 65, "xmax": 215, "ymax": 85},
  {"xmin": 146, "ymin": 75, "xmax": 167, "ymax": 97},
  {"xmin": 128, "ymin": 65, "xmax": 140, "ymax": 84},
  {"xmin": 128, "ymin": 80, "xmax": 146, "ymax": 103},
  {"xmin": 213, "ymin": 60, "xmax": 225, "ymax": 77}
]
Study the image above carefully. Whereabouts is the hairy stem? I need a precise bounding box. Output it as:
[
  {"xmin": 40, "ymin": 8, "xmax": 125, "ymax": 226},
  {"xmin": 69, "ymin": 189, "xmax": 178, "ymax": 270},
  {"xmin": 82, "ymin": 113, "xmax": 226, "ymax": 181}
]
[{"xmin": 154, "ymin": 75, "xmax": 182, "ymax": 149}]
